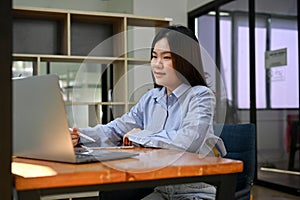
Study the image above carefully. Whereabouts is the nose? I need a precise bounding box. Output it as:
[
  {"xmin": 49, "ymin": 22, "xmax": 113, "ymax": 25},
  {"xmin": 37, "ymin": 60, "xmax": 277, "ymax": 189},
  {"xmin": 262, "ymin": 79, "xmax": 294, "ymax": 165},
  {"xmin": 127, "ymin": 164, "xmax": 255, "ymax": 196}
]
[{"xmin": 152, "ymin": 57, "xmax": 163, "ymax": 68}]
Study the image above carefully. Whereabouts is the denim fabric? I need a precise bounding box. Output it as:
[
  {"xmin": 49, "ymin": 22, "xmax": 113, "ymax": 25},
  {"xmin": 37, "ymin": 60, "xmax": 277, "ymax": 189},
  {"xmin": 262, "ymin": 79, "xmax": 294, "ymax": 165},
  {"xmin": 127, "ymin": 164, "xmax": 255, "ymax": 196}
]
[{"xmin": 142, "ymin": 183, "xmax": 216, "ymax": 200}]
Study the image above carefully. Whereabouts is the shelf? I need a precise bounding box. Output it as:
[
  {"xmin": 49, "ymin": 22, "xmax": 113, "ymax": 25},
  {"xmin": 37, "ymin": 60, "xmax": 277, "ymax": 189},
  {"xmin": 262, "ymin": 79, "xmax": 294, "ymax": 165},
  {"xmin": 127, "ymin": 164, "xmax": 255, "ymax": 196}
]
[
  {"xmin": 65, "ymin": 101, "xmax": 127, "ymax": 106},
  {"xmin": 13, "ymin": 54, "xmax": 125, "ymax": 63},
  {"xmin": 12, "ymin": 6, "xmax": 171, "ymax": 124},
  {"xmin": 71, "ymin": 19, "xmax": 114, "ymax": 57},
  {"xmin": 127, "ymin": 16, "xmax": 172, "ymax": 27},
  {"xmin": 127, "ymin": 57, "xmax": 150, "ymax": 63}
]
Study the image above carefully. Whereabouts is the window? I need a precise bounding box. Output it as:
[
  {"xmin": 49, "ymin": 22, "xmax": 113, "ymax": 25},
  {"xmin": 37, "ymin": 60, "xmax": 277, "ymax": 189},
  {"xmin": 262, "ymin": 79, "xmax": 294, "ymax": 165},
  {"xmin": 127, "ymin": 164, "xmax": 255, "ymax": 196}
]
[
  {"xmin": 197, "ymin": 13, "xmax": 299, "ymax": 109},
  {"xmin": 236, "ymin": 14, "xmax": 267, "ymax": 109},
  {"xmin": 269, "ymin": 18, "xmax": 299, "ymax": 108}
]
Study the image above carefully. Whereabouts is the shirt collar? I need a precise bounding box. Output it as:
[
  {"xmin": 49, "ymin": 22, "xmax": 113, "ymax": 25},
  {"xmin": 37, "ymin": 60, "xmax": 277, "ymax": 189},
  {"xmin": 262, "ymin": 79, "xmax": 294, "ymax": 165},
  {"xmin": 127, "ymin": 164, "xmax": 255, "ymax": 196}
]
[
  {"xmin": 172, "ymin": 83, "xmax": 191, "ymax": 98},
  {"xmin": 153, "ymin": 83, "xmax": 191, "ymax": 101}
]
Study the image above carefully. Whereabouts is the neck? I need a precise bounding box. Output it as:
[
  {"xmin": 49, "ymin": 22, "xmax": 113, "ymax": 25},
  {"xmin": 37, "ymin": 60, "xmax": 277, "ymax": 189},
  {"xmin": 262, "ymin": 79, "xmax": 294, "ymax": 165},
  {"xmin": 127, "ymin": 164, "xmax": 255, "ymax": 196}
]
[
  {"xmin": 166, "ymin": 82, "xmax": 182, "ymax": 95},
  {"xmin": 166, "ymin": 88, "xmax": 172, "ymax": 95}
]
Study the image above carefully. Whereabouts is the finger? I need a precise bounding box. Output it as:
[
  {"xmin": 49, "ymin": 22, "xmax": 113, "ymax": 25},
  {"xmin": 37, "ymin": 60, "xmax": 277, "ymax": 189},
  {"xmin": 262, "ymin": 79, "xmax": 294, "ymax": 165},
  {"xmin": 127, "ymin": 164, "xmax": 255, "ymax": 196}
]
[
  {"xmin": 72, "ymin": 140, "xmax": 78, "ymax": 146},
  {"xmin": 70, "ymin": 131, "xmax": 80, "ymax": 146},
  {"xmin": 69, "ymin": 127, "xmax": 78, "ymax": 134},
  {"xmin": 70, "ymin": 130, "xmax": 80, "ymax": 137},
  {"xmin": 71, "ymin": 134, "xmax": 79, "ymax": 140},
  {"xmin": 123, "ymin": 137, "xmax": 128, "ymax": 145},
  {"xmin": 123, "ymin": 134, "xmax": 128, "ymax": 144},
  {"xmin": 72, "ymin": 137, "xmax": 79, "ymax": 146},
  {"xmin": 123, "ymin": 137, "xmax": 132, "ymax": 146}
]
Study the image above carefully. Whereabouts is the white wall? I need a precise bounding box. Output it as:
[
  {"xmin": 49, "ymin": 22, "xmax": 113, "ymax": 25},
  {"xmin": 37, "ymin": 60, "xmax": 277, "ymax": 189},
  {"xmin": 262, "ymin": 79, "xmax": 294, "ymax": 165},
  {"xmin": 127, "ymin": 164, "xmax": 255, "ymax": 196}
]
[
  {"xmin": 133, "ymin": 0, "xmax": 213, "ymax": 25},
  {"xmin": 14, "ymin": 0, "xmax": 211, "ymax": 25},
  {"xmin": 187, "ymin": 0, "xmax": 214, "ymax": 12},
  {"xmin": 133, "ymin": 0, "xmax": 187, "ymax": 25}
]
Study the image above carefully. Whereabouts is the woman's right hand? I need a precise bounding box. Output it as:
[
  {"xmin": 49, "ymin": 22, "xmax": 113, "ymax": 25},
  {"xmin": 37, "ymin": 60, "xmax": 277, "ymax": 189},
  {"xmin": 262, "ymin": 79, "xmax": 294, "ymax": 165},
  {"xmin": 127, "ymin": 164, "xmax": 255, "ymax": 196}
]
[
  {"xmin": 69, "ymin": 127, "xmax": 80, "ymax": 146},
  {"xmin": 123, "ymin": 128, "xmax": 141, "ymax": 146}
]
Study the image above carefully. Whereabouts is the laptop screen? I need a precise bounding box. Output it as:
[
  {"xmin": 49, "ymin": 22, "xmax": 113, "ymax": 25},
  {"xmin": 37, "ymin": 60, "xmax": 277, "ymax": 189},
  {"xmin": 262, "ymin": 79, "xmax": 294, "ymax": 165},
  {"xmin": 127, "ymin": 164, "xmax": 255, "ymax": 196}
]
[{"xmin": 13, "ymin": 74, "xmax": 76, "ymax": 162}]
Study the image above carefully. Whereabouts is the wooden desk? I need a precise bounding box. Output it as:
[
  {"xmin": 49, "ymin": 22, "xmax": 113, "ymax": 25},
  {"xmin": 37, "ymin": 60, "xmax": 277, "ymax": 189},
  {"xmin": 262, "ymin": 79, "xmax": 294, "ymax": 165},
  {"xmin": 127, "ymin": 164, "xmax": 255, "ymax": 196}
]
[{"xmin": 13, "ymin": 148, "xmax": 243, "ymax": 200}]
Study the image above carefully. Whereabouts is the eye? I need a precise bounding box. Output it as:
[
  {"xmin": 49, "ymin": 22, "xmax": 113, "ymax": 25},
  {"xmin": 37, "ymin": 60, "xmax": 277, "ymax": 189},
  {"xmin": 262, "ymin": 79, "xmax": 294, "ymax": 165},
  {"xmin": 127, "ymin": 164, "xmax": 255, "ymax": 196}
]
[
  {"xmin": 152, "ymin": 55, "xmax": 157, "ymax": 59},
  {"xmin": 163, "ymin": 56, "xmax": 171, "ymax": 60}
]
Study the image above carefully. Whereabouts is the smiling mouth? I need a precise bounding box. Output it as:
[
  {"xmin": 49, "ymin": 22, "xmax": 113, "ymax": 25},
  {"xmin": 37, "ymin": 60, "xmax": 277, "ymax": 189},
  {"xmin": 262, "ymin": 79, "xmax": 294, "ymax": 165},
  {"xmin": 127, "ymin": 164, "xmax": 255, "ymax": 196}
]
[{"xmin": 154, "ymin": 72, "xmax": 165, "ymax": 78}]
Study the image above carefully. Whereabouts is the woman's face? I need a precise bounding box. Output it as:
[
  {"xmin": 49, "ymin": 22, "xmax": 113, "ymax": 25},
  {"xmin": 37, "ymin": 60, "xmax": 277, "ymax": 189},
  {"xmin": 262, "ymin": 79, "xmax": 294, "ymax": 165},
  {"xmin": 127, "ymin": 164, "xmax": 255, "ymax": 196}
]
[{"xmin": 151, "ymin": 38, "xmax": 182, "ymax": 93}]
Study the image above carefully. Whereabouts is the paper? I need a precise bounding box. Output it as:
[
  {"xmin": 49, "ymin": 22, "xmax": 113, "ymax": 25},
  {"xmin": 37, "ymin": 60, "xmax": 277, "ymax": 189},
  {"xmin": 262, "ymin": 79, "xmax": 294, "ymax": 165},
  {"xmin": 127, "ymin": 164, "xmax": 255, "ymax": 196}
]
[
  {"xmin": 265, "ymin": 48, "xmax": 287, "ymax": 69},
  {"xmin": 12, "ymin": 162, "xmax": 57, "ymax": 178}
]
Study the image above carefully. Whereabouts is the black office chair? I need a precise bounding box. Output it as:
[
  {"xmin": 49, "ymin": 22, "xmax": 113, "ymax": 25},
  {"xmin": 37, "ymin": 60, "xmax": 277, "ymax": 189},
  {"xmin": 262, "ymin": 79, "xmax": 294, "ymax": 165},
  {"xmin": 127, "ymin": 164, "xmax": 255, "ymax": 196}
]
[{"xmin": 214, "ymin": 123, "xmax": 256, "ymax": 200}]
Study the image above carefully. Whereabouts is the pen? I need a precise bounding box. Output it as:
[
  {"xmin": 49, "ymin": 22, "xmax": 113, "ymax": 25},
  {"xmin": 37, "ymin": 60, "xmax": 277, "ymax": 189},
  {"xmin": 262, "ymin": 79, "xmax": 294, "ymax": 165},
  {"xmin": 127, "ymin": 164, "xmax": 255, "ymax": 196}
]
[{"xmin": 69, "ymin": 128, "xmax": 96, "ymax": 143}]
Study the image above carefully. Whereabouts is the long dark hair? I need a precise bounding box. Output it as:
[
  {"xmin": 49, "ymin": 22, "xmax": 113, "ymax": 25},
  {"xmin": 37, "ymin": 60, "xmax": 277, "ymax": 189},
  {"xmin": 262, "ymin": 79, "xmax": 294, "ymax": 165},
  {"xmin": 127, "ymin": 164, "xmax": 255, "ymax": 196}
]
[{"xmin": 151, "ymin": 25, "xmax": 207, "ymax": 88}]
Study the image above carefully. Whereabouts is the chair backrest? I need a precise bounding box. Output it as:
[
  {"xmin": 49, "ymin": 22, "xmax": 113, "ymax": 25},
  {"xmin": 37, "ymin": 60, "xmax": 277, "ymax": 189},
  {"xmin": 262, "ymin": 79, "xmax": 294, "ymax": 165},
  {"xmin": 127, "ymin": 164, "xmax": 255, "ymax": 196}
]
[{"xmin": 214, "ymin": 123, "xmax": 256, "ymax": 198}]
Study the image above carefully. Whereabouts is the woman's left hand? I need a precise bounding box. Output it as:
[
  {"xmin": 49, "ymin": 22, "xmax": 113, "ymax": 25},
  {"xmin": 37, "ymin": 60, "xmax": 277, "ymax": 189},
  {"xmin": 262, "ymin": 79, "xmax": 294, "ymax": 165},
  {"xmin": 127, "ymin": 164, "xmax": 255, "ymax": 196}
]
[{"xmin": 123, "ymin": 128, "xmax": 141, "ymax": 146}]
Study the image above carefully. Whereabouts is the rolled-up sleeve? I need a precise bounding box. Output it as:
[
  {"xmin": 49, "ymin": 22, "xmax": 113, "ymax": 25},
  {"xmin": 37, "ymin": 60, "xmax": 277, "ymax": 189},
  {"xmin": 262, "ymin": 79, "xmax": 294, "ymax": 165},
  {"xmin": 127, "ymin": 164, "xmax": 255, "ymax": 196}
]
[{"xmin": 78, "ymin": 93, "xmax": 147, "ymax": 147}]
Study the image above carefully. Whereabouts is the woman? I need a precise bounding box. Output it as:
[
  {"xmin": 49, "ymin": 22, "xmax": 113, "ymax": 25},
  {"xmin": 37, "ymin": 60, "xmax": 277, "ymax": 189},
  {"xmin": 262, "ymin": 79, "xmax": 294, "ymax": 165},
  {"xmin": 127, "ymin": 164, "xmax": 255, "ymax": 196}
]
[{"xmin": 71, "ymin": 25, "xmax": 226, "ymax": 200}]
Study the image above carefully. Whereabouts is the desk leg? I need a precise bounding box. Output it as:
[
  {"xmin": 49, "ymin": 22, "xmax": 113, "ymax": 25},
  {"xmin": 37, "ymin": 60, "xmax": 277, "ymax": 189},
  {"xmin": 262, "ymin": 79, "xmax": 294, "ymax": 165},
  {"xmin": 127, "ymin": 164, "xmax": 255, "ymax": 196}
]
[
  {"xmin": 215, "ymin": 174, "xmax": 237, "ymax": 200},
  {"xmin": 17, "ymin": 190, "xmax": 40, "ymax": 200}
]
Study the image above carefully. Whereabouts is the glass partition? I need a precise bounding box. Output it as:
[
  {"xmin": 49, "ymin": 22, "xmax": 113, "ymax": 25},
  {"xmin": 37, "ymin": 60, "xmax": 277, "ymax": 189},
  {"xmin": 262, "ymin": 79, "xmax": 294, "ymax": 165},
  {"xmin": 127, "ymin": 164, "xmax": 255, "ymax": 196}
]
[
  {"xmin": 189, "ymin": 0, "xmax": 299, "ymax": 195},
  {"xmin": 254, "ymin": 0, "xmax": 299, "ymax": 192}
]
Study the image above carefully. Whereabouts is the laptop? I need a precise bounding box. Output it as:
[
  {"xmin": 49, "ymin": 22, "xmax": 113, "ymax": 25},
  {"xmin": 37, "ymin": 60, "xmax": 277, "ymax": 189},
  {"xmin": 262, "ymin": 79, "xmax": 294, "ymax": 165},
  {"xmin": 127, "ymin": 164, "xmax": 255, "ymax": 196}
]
[{"xmin": 13, "ymin": 74, "xmax": 138, "ymax": 163}]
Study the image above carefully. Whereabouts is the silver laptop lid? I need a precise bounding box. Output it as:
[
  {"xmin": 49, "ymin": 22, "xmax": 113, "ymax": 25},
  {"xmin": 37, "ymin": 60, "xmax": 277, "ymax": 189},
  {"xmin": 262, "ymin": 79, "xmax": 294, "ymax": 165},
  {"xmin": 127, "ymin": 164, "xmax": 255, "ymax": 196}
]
[{"xmin": 13, "ymin": 74, "xmax": 76, "ymax": 163}]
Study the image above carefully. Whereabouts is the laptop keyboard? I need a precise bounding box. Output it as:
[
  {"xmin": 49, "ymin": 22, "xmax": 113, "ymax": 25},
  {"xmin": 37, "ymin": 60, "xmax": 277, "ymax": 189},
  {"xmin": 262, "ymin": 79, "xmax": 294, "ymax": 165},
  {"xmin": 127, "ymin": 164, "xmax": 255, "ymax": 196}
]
[
  {"xmin": 74, "ymin": 147, "xmax": 139, "ymax": 163},
  {"xmin": 75, "ymin": 153, "xmax": 99, "ymax": 163}
]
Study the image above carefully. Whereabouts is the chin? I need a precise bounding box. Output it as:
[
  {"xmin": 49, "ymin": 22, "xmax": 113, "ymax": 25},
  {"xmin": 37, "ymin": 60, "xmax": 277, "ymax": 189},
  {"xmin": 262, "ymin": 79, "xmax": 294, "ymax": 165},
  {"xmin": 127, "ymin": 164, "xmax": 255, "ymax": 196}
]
[{"xmin": 155, "ymin": 81, "xmax": 165, "ymax": 86}]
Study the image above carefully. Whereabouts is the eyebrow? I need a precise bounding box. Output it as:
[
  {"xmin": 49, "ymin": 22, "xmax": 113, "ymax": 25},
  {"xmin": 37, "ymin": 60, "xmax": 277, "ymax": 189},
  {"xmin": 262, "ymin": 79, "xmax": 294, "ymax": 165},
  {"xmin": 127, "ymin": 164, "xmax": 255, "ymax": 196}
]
[{"xmin": 152, "ymin": 50, "xmax": 172, "ymax": 54}]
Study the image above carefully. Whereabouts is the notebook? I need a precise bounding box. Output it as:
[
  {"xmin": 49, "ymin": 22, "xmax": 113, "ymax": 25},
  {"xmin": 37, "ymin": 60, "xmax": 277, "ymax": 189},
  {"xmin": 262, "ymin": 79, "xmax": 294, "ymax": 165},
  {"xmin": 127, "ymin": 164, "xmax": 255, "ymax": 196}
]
[{"xmin": 13, "ymin": 74, "xmax": 138, "ymax": 163}]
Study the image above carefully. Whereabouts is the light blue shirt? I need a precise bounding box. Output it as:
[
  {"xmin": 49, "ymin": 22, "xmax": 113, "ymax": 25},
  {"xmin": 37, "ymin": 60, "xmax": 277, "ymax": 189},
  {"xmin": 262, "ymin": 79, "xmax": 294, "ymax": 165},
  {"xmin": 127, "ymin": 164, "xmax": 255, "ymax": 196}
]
[
  {"xmin": 79, "ymin": 83, "xmax": 225, "ymax": 157},
  {"xmin": 79, "ymin": 83, "xmax": 226, "ymax": 199}
]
